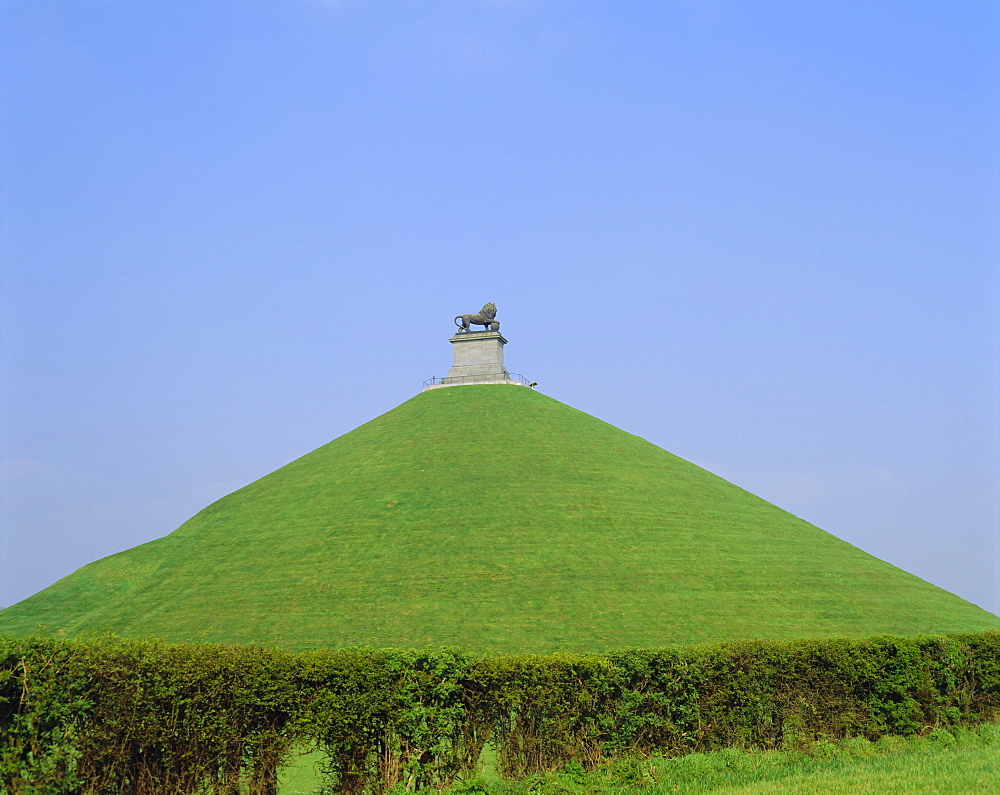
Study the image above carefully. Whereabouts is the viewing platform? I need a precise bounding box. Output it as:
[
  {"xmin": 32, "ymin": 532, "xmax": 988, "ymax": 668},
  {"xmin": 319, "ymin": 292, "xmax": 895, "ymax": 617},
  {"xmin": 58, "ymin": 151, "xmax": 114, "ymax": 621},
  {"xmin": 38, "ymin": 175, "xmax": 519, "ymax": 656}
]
[{"xmin": 423, "ymin": 372, "xmax": 531, "ymax": 389}]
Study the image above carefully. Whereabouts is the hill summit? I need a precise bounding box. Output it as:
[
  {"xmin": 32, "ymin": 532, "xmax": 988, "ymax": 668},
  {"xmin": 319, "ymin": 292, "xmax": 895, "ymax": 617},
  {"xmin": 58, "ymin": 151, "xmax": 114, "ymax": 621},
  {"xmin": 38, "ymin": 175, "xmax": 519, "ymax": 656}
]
[{"xmin": 2, "ymin": 385, "xmax": 997, "ymax": 651}]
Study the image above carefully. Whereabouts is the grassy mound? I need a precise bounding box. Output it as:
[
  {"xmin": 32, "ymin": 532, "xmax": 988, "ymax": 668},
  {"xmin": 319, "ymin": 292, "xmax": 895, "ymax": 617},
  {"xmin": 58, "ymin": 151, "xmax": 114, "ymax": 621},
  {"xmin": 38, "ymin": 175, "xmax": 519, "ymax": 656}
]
[{"xmin": 2, "ymin": 386, "xmax": 997, "ymax": 651}]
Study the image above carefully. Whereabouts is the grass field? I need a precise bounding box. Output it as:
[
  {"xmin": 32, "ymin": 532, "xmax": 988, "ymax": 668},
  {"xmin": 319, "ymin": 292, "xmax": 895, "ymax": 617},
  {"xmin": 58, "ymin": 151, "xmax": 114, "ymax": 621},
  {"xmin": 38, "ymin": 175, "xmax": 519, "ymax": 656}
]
[
  {"xmin": 2, "ymin": 385, "xmax": 997, "ymax": 650},
  {"xmin": 643, "ymin": 726, "xmax": 1000, "ymax": 794},
  {"xmin": 281, "ymin": 724, "xmax": 1000, "ymax": 793}
]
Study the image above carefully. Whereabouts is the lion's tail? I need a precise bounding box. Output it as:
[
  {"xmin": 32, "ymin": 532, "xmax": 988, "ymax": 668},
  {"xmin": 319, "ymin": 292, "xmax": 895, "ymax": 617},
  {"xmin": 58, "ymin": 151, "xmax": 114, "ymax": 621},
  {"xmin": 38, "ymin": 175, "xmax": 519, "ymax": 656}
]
[{"xmin": 454, "ymin": 316, "xmax": 464, "ymax": 327}]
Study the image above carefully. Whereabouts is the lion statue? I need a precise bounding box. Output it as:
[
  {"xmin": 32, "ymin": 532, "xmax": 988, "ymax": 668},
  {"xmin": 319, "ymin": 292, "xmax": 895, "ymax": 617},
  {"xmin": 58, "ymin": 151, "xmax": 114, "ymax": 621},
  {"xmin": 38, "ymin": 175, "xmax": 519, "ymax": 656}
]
[{"xmin": 454, "ymin": 302, "xmax": 499, "ymax": 333}]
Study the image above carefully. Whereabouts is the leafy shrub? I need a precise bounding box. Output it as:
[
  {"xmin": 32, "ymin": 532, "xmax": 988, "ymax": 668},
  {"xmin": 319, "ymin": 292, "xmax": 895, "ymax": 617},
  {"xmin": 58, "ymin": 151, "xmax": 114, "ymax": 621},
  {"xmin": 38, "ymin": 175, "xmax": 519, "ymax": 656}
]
[{"xmin": 1, "ymin": 632, "xmax": 998, "ymax": 792}]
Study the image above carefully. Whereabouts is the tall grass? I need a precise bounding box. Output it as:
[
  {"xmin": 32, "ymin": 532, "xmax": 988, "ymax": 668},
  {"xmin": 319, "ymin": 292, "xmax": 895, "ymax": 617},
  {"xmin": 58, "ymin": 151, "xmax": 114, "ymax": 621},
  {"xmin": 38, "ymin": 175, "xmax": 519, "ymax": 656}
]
[{"xmin": 425, "ymin": 723, "xmax": 1000, "ymax": 794}]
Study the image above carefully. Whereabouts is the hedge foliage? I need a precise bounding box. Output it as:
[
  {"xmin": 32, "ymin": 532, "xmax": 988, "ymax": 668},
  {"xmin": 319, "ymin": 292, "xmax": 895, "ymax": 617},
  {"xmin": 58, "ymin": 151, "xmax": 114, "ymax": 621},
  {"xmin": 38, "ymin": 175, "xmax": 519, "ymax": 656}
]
[{"xmin": 2, "ymin": 633, "xmax": 999, "ymax": 793}]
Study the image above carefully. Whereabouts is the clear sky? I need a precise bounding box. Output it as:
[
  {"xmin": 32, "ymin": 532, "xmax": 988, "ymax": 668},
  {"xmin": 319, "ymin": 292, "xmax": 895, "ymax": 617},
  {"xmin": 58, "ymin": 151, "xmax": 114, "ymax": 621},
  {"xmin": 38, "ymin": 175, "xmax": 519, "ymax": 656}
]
[{"xmin": 2, "ymin": 1, "xmax": 998, "ymax": 616}]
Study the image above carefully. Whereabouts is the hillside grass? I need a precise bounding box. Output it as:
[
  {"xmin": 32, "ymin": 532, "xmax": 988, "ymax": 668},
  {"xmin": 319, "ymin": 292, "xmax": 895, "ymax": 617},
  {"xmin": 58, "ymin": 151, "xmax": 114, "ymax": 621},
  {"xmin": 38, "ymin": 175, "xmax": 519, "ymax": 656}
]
[{"xmin": 2, "ymin": 385, "xmax": 997, "ymax": 651}]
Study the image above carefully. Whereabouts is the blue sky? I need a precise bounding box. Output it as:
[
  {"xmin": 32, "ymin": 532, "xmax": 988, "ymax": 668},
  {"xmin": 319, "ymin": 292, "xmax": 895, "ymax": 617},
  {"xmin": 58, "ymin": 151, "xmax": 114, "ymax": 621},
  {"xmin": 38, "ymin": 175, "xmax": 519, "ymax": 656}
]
[{"xmin": 2, "ymin": 1, "xmax": 998, "ymax": 615}]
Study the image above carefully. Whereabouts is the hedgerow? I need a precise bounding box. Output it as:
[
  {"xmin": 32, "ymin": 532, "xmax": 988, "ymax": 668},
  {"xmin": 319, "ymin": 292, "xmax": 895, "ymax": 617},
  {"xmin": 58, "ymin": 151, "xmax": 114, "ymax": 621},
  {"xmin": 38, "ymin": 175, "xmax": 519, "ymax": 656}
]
[{"xmin": 1, "ymin": 633, "xmax": 998, "ymax": 793}]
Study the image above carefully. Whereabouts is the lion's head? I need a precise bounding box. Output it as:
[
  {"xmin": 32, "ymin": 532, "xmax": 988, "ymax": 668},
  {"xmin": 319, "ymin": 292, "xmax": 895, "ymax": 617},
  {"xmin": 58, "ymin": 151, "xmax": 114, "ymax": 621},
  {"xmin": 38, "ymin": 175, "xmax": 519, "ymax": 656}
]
[{"xmin": 480, "ymin": 302, "xmax": 497, "ymax": 319}]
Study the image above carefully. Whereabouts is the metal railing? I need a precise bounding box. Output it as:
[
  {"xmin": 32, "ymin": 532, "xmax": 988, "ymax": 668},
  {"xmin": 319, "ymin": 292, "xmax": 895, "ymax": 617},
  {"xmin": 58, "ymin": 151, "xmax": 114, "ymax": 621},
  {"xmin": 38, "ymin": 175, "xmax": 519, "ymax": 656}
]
[{"xmin": 423, "ymin": 372, "xmax": 531, "ymax": 388}]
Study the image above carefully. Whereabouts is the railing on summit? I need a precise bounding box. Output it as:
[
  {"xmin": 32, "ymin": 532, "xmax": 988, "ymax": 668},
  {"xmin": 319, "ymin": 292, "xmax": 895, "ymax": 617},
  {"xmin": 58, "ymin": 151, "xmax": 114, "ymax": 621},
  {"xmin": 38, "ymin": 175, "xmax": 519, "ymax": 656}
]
[{"xmin": 423, "ymin": 373, "xmax": 531, "ymax": 388}]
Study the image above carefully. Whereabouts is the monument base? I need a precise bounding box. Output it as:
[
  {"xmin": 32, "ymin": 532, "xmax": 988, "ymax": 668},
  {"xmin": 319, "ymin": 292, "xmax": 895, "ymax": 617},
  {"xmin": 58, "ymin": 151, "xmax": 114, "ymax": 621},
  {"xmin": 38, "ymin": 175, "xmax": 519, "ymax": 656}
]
[
  {"xmin": 423, "ymin": 329, "xmax": 530, "ymax": 390},
  {"xmin": 447, "ymin": 330, "xmax": 508, "ymax": 379}
]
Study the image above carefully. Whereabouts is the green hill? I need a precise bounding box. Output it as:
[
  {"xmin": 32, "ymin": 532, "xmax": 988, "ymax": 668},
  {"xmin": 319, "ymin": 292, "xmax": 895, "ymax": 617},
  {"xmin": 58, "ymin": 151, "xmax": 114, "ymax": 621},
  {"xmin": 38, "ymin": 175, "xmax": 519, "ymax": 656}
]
[{"xmin": 2, "ymin": 385, "xmax": 997, "ymax": 652}]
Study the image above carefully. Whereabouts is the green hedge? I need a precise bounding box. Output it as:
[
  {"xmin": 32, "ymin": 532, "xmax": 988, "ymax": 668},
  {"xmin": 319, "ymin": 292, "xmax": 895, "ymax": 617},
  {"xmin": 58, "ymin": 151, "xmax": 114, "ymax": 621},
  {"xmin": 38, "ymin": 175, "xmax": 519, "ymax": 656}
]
[{"xmin": 2, "ymin": 633, "xmax": 999, "ymax": 793}]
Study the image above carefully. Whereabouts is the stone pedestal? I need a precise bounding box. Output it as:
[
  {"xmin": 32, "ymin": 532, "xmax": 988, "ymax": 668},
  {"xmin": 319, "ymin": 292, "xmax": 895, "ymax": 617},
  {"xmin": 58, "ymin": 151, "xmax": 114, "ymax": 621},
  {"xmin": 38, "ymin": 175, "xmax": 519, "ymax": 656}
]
[
  {"xmin": 447, "ymin": 331, "xmax": 509, "ymax": 381},
  {"xmin": 424, "ymin": 330, "xmax": 526, "ymax": 389}
]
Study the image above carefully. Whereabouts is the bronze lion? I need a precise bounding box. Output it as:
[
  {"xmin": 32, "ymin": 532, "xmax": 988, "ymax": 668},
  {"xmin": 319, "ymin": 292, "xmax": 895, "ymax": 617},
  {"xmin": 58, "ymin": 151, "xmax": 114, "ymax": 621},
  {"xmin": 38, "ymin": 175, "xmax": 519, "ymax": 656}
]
[{"xmin": 454, "ymin": 302, "xmax": 499, "ymax": 333}]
